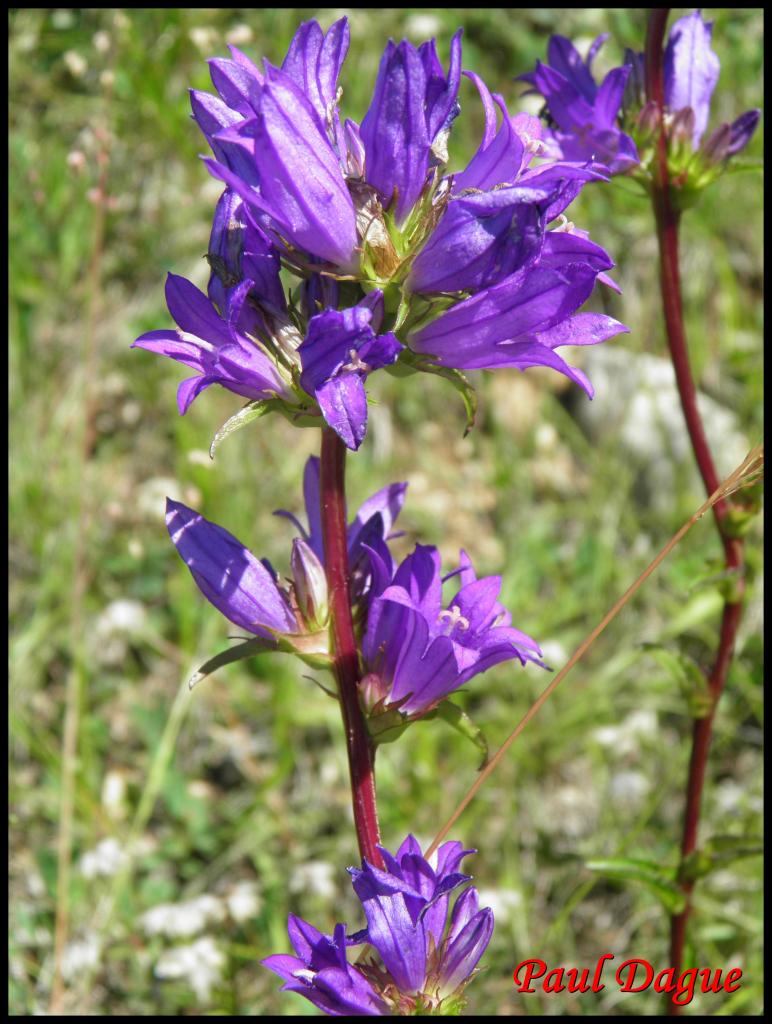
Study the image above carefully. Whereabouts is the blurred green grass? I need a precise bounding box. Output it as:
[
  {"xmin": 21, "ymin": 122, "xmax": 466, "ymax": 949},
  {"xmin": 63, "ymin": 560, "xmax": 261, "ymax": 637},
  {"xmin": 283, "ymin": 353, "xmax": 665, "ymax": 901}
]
[{"xmin": 9, "ymin": 8, "xmax": 763, "ymax": 1016}]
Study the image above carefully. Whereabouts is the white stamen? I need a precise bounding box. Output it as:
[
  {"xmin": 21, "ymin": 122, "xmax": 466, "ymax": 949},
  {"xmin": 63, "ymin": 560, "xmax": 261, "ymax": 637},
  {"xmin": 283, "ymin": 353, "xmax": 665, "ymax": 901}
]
[
  {"xmin": 438, "ymin": 605, "xmax": 470, "ymax": 632},
  {"xmin": 342, "ymin": 348, "xmax": 371, "ymax": 373},
  {"xmin": 552, "ymin": 214, "xmax": 575, "ymax": 234},
  {"xmin": 292, "ymin": 968, "xmax": 316, "ymax": 983},
  {"xmin": 522, "ymin": 134, "xmax": 545, "ymax": 156}
]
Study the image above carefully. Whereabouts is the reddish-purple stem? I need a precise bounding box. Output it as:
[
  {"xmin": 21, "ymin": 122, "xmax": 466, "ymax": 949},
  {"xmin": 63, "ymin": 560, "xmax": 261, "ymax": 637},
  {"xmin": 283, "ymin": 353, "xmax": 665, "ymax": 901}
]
[
  {"xmin": 645, "ymin": 10, "xmax": 745, "ymax": 1012},
  {"xmin": 319, "ymin": 427, "xmax": 384, "ymax": 869}
]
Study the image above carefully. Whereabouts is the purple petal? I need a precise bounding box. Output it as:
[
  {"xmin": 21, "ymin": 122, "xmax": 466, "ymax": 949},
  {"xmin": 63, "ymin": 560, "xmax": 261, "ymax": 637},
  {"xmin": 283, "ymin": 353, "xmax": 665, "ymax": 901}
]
[
  {"xmin": 726, "ymin": 108, "xmax": 761, "ymax": 157},
  {"xmin": 165, "ymin": 273, "xmax": 234, "ymax": 348},
  {"xmin": 166, "ymin": 499, "xmax": 297, "ymax": 637},
  {"xmin": 176, "ymin": 373, "xmax": 215, "ymax": 414},
  {"xmin": 208, "ymin": 56, "xmax": 263, "ymax": 116},
  {"xmin": 315, "ymin": 372, "xmax": 368, "ymax": 451},
  {"xmin": 410, "ymin": 263, "xmax": 599, "ymax": 368},
  {"xmin": 361, "ymin": 40, "xmax": 430, "ymax": 224},
  {"xmin": 546, "ymin": 34, "xmax": 598, "ymax": 102},
  {"xmin": 439, "ymin": 906, "xmax": 494, "ymax": 995},
  {"xmin": 664, "ymin": 11, "xmax": 720, "ymax": 147}
]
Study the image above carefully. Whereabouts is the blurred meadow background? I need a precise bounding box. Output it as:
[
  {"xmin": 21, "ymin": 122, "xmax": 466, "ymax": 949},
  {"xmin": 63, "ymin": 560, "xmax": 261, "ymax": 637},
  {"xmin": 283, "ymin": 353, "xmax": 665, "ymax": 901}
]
[{"xmin": 9, "ymin": 7, "xmax": 763, "ymax": 1016}]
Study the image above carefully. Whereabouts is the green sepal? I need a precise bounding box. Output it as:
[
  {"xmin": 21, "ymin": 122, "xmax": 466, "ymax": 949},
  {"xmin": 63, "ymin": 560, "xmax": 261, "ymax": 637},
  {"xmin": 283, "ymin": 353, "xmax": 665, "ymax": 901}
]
[
  {"xmin": 679, "ymin": 835, "xmax": 763, "ymax": 885},
  {"xmin": 424, "ymin": 699, "xmax": 489, "ymax": 769},
  {"xmin": 368, "ymin": 709, "xmax": 411, "ymax": 746},
  {"xmin": 586, "ymin": 857, "xmax": 686, "ymax": 915},
  {"xmin": 273, "ymin": 630, "xmax": 332, "ymax": 669}
]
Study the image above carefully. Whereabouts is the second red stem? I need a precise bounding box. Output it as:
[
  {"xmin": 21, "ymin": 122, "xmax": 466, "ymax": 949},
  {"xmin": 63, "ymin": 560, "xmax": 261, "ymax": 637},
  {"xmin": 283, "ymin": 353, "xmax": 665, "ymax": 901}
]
[{"xmin": 645, "ymin": 9, "xmax": 745, "ymax": 1009}]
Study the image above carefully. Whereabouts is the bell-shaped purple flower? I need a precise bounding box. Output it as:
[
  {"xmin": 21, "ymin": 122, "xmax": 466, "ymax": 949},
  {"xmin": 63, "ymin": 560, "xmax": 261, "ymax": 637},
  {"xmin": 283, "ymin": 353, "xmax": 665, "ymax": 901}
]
[
  {"xmin": 264, "ymin": 836, "xmax": 493, "ymax": 1014},
  {"xmin": 519, "ymin": 34, "xmax": 639, "ymax": 174},
  {"xmin": 664, "ymin": 10, "xmax": 720, "ymax": 148},
  {"xmin": 298, "ymin": 295, "xmax": 403, "ymax": 451},
  {"xmin": 360, "ymin": 31, "xmax": 462, "ymax": 225},
  {"xmin": 170, "ymin": 457, "xmax": 407, "ymax": 643},
  {"xmin": 408, "ymin": 77, "xmax": 609, "ymax": 295},
  {"xmin": 262, "ymin": 918, "xmax": 387, "ymax": 1016},
  {"xmin": 662, "ymin": 10, "xmax": 760, "ymax": 162},
  {"xmin": 165, "ymin": 499, "xmax": 299, "ymax": 641},
  {"xmin": 409, "ymin": 258, "xmax": 628, "ymax": 399},
  {"xmin": 362, "ymin": 545, "xmax": 544, "ymax": 717},
  {"xmin": 204, "ymin": 62, "xmax": 358, "ymax": 271},
  {"xmin": 274, "ymin": 455, "xmax": 407, "ymax": 607},
  {"xmin": 131, "ymin": 273, "xmax": 288, "ymax": 414},
  {"xmin": 207, "ymin": 189, "xmax": 285, "ymax": 320}
]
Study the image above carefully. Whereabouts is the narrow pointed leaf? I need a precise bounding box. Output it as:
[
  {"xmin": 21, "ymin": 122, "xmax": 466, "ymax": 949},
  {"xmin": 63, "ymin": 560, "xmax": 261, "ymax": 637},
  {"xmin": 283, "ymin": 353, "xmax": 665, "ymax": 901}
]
[{"xmin": 586, "ymin": 857, "xmax": 686, "ymax": 914}]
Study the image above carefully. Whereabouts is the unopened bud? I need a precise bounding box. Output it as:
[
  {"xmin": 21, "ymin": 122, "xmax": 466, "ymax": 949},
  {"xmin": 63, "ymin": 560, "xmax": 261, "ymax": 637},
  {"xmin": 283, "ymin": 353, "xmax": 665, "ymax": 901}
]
[{"xmin": 291, "ymin": 538, "xmax": 329, "ymax": 629}]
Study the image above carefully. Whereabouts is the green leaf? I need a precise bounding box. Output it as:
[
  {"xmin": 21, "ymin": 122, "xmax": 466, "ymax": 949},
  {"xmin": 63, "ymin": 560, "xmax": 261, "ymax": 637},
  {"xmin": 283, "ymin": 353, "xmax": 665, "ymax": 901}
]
[
  {"xmin": 586, "ymin": 857, "xmax": 686, "ymax": 914},
  {"xmin": 640, "ymin": 643, "xmax": 713, "ymax": 718},
  {"xmin": 680, "ymin": 835, "xmax": 763, "ymax": 883},
  {"xmin": 425, "ymin": 700, "xmax": 489, "ymax": 769},
  {"xmin": 188, "ymin": 638, "xmax": 274, "ymax": 689},
  {"xmin": 209, "ymin": 398, "xmax": 321, "ymax": 458}
]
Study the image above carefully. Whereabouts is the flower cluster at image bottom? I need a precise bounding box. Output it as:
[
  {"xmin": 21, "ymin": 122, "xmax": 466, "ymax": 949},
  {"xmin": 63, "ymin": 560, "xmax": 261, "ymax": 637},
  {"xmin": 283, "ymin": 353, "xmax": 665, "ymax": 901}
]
[{"xmin": 263, "ymin": 836, "xmax": 493, "ymax": 1015}]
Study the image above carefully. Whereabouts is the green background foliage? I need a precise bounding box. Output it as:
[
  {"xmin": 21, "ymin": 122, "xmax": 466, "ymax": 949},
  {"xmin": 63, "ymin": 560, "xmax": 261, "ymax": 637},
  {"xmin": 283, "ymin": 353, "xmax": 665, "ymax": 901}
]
[{"xmin": 9, "ymin": 8, "xmax": 763, "ymax": 1016}]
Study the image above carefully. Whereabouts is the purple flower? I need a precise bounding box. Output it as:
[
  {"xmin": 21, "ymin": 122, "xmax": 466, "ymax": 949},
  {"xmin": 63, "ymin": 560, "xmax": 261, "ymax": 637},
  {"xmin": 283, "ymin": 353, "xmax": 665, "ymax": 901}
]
[
  {"xmin": 360, "ymin": 31, "xmax": 462, "ymax": 225},
  {"xmin": 262, "ymin": 918, "xmax": 387, "ymax": 1016},
  {"xmin": 168, "ymin": 458, "xmax": 407, "ymax": 643},
  {"xmin": 408, "ymin": 76, "xmax": 609, "ymax": 295},
  {"xmin": 664, "ymin": 10, "xmax": 720, "ymax": 148},
  {"xmin": 663, "ymin": 11, "xmax": 760, "ymax": 160},
  {"xmin": 206, "ymin": 189, "xmax": 286, "ymax": 320},
  {"xmin": 298, "ymin": 295, "xmax": 403, "ymax": 450},
  {"xmin": 165, "ymin": 499, "xmax": 299, "ymax": 641},
  {"xmin": 362, "ymin": 544, "xmax": 544, "ymax": 717},
  {"xmin": 519, "ymin": 34, "xmax": 639, "ymax": 174},
  {"xmin": 409, "ymin": 257, "xmax": 628, "ymax": 399},
  {"xmin": 263, "ymin": 836, "xmax": 493, "ymax": 1014},
  {"xmin": 132, "ymin": 272, "xmax": 288, "ymax": 414},
  {"xmin": 274, "ymin": 455, "xmax": 407, "ymax": 603}
]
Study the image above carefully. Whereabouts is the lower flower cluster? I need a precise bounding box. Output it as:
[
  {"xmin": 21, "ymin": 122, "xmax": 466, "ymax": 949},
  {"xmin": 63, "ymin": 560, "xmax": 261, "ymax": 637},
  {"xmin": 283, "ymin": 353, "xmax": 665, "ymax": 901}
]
[
  {"xmin": 263, "ymin": 836, "xmax": 493, "ymax": 1015},
  {"xmin": 166, "ymin": 457, "xmax": 544, "ymax": 720}
]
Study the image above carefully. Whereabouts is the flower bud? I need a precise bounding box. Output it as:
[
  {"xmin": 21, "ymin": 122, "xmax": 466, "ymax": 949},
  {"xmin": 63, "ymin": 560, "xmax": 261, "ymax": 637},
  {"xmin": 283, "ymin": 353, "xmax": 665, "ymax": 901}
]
[{"xmin": 291, "ymin": 538, "xmax": 329, "ymax": 629}]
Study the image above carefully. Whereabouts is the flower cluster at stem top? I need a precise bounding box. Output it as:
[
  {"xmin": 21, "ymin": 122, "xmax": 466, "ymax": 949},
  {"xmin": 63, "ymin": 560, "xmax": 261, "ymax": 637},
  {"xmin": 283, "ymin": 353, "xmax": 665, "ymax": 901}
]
[{"xmin": 133, "ymin": 16, "xmax": 628, "ymax": 451}]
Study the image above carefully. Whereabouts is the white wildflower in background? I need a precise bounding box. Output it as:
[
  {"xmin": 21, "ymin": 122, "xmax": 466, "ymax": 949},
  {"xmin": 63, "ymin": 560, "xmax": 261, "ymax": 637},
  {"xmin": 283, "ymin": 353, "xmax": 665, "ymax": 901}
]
[
  {"xmin": 141, "ymin": 895, "xmax": 225, "ymax": 938},
  {"xmin": 593, "ymin": 709, "xmax": 658, "ymax": 757},
  {"xmin": 61, "ymin": 936, "xmax": 100, "ymax": 981},
  {"xmin": 476, "ymin": 887, "xmax": 523, "ymax": 926},
  {"xmin": 154, "ymin": 936, "xmax": 225, "ymax": 1001},
  {"xmin": 79, "ymin": 837, "xmax": 129, "ymax": 879},
  {"xmin": 289, "ymin": 860, "xmax": 336, "ymax": 901},
  {"xmin": 609, "ymin": 770, "xmax": 650, "ymax": 808},
  {"xmin": 225, "ymin": 881, "xmax": 261, "ymax": 924},
  {"xmin": 91, "ymin": 598, "xmax": 147, "ymax": 666}
]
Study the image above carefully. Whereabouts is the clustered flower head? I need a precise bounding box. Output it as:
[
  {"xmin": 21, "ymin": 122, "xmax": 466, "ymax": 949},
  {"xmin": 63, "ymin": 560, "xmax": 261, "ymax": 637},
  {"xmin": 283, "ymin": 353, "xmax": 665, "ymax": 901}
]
[
  {"xmin": 168, "ymin": 457, "xmax": 544, "ymax": 718},
  {"xmin": 522, "ymin": 10, "xmax": 760, "ymax": 200},
  {"xmin": 263, "ymin": 836, "xmax": 493, "ymax": 1015},
  {"xmin": 133, "ymin": 16, "xmax": 628, "ymax": 452}
]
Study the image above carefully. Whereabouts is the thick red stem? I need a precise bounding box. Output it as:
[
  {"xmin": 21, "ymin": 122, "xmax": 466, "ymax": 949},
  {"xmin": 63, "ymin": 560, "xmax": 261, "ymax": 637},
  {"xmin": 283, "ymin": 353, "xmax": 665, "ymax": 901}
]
[
  {"xmin": 319, "ymin": 428, "xmax": 383, "ymax": 868},
  {"xmin": 645, "ymin": 10, "xmax": 745, "ymax": 1012}
]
